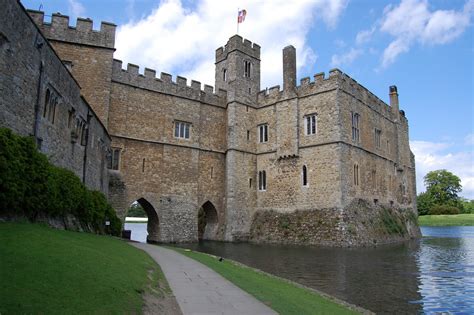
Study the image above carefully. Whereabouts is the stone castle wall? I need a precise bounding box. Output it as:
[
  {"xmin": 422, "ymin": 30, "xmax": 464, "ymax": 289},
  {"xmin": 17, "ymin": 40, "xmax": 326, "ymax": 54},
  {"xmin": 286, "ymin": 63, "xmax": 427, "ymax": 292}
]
[{"xmin": 0, "ymin": 2, "xmax": 110, "ymax": 194}]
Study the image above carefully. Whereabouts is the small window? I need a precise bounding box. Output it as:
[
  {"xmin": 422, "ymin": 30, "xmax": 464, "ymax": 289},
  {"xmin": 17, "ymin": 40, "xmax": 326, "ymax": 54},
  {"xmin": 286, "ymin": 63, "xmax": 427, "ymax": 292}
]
[
  {"xmin": 244, "ymin": 60, "xmax": 251, "ymax": 78},
  {"xmin": 68, "ymin": 108, "xmax": 75, "ymax": 128},
  {"xmin": 142, "ymin": 158, "xmax": 145, "ymax": 173},
  {"xmin": 302, "ymin": 165, "xmax": 308, "ymax": 187},
  {"xmin": 247, "ymin": 130, "xmax": 250, "ymax": 141},
  {"xmin": 258, "ymin": 170, "xmax": 266, "ymax": 191},
  {"xmin": 258, "ymin": 124, "xmax": 268, "ymax": 143},
  {"xmin": 223, "ymin": 69, "xmax": 227, "ymax": 82},
  {"xmin": 210, "ymin": 167, "xmax": 214, "ymax": 179},
  {"xmin": 249, "ymin": 178, "xmax": 252, "ymax": 188},
  {"xmin": 387, "ymin": 140, "xmax": 390, "ymax": 154},
  {"xmin": 353, "ymin": 164, "xmax": 359, "ymax": 186},
  {"xmin": 174, "ymin": 121, "xmax": 191, "ymax": 139},
  {"xmin": 107, "ymin": 148, "xmax": 121, "ymax": 170},
  {"xmin": 43, "ymin": 89, "xmax": 50, "ymax": 118},
  {"xmin": 375, "ymin": 129, "xmax": 382, "ymax": 148},
  {"xmin": 351, "ymin": 112, "xmax": 360, "ymax": 142},
  {"xmin": 305, "ymin": 114, "xmax": 317, "ymax": 135},
  {"xmin": 80, "ymin": 124, "xmax": 87, "ymax": 146}
]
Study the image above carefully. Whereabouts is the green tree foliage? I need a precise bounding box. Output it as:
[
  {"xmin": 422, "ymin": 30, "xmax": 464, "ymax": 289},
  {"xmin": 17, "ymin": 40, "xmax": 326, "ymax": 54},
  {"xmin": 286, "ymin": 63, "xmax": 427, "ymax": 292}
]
[
  {"xmin": 127, "ymin": 203, "xmax": 147, "ymax": 217},
  {"xmin": 0, "ymin": 128, "xmax": 121, "ymax": 235},
  {"xmin": 417, "ymin": 169, "xmax": 464, "ymax": 215},
  {"xmin": 461, "ymin": 198, "xmax": 474, "ymax": 214}
]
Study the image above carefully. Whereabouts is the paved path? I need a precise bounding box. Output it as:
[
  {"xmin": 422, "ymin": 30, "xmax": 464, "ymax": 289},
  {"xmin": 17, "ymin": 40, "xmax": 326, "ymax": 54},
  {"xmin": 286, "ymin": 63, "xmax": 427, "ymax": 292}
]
[{"xmin": 132, "ymin": 243, "xmax": 277, "ymax": 315}]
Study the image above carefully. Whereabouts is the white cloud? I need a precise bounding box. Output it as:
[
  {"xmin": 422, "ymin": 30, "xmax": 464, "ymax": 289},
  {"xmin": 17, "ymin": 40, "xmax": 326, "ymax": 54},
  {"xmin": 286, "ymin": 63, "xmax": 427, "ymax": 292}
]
[
  {"xmin": 68, "ymin": 0, "xmax": 85, "ymax": 20},
  {"xmin": 411, "ymin": 139, "xmax": 474, "ymax": 199},
  {"xmin": 380, "ymin": 0, "xmax": 473, "ymax": 68},
  {"xmin": 465, "ymin": 133, "xmax": 474, "ymax": 145},
  {"xmin": 115, "ymin": 0, "xmax": 348, "ymax": 89},
  {"xmin": 330, "ymin": 48, "xmax": 363, "ymax": 67},
  {"xmin": 355, "ymin": 26, "xmax": 376, "ymax": 45}
]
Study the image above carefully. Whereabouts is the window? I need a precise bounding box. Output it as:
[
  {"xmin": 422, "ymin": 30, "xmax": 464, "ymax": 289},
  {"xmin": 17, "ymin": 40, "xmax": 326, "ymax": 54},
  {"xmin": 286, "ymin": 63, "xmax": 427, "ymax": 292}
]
[
  {"xmin": 247, "ymin": 130, "xmax": 250, "ymax": 141},
  {"xmin": 302, "ymin": 165, "xmax": 308, "ymax": 187},
  {"xmin": 258, "ymin": 124, "xmax": 268, "ymax": 143},
  {"xmin": 80, "ymin": 124, "xmax": 87, "ymax": 146},
  {"xmin": 43, "ymin": 89, "xmax": 50, "ymax": 118},
  {"xmin": 305, "ymin": 114, "xmax": 317, "ymax": 135},
  {"xmin": 174, "ymin": 121, "xmax": 191, "ymax": 139},
  {"xmin": 387, "ymin": 140, "xmax": 390, "ymax": 154},
  {"xmin": 351, "ymin": 112, "xmax": 360, "ymax": 142},
  {"xmin": 43, "ymin": 89, "xmax": 58, "ymax": 124},
  {"xmin": 258, "ymin": 170, "xmax": 266, "ymax": 191},
  {"xmin": 353, "ymin": 164, "xmax": 359, "ymax": 186},
  {"xmin": 375, "ymin": 129, "xmax": 382, "ymax": 148},
  {"xmin": 107, "ymin": 148, "xmax": 121, "ymax": 170},
  {"xmin": 68, "ymin": 108, "xmax": 75, "ymax": 128},
  {"xmin": 223, "ymin": 69, "xmax": 227, "ymax": 82},
  {"xmin": 249, "ymin": 178, "xmax": 252, "ymax": 188},
  {"xmin": 244, "ymin": 60, "xmax": 251, "ymax": 78}
]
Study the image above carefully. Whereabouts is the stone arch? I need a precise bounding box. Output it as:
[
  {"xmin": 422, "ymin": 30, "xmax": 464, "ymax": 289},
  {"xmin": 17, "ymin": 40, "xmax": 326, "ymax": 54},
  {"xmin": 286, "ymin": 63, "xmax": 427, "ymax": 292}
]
[
  {"xmin": 130, "ymin": 197, "xmax": 160, "ymax": 243},
  {"xmin": 198, "ymin": 201, "xmax": 219, "ymax": 240}
]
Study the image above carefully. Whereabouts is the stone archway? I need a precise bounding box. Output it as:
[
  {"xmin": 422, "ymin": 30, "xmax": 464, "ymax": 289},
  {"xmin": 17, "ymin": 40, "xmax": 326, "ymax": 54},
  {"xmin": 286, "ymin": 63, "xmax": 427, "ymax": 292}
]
[
  {"xmin": 134, "ymin": 198, "xmax": 160, "ymax": 243},
  {"xmin": 198, "ymin": 201, "xmax": 218, "ymax": 240}
]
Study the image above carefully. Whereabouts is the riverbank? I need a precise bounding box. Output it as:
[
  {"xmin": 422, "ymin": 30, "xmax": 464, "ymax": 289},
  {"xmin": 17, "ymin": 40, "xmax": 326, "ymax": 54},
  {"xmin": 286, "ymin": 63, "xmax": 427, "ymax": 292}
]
[
  {"xmin": 418, "ymin": 214, "xmax": 474, "ymax": 226},
  {"xmin": 170, "ymin": 246, "xmax": 368, "ymax": 315},
  {"xmin": 0, "ymin": 223, "xmax": 179, "ymax": 314}
]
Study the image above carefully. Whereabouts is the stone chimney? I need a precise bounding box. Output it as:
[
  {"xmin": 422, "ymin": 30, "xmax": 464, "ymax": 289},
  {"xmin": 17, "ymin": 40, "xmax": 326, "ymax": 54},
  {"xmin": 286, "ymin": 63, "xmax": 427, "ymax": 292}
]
[
  {"xmin": 283, "ymin": 45, "xmax": 296, "ymax": 92},
  {"xmin": 389, "ymin": 85, "xmax": 399, "ymax": 121}
]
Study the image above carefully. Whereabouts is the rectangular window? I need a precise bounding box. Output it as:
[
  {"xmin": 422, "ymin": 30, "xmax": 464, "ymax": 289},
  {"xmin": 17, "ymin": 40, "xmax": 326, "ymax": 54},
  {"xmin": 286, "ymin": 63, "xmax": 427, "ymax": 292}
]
[
  {"xmin": 353, "ymin": 164, "xmax": 359, "ymax": 186},
  {"xmin": 107, "ymin": 148, "xmax": 121, "ymax": 170},
  {"xmin": 375, "ymin": 129, "xmax": 382, "ymax": 149},
  {"xmin": 244, "ymin": 60, "xmax": 251, "ymax": 78},
  {"xmin": 258, "ymin": 170, "xmax": 266, "ymax": 191},
  {"xmin": 258, "ymin": 124, "xmax": 268, "ymax": 143},
  {"xmin": 351, "ymin": 112, "xmax": 360, "ymax": 142},
  {"xmin": 174, "ymin": 121, "xmax": 191, "ymax": 139},
  {"xmin": 223, "ymin": 69, "xmax": 227, "ymax": 82},
  {"xmin": 247, "ymin": 130, "xmax": 250, "ymax": 141},
  {"xmin": 305, "ymin": 114, "xmax": 317, "ymax": 135}
]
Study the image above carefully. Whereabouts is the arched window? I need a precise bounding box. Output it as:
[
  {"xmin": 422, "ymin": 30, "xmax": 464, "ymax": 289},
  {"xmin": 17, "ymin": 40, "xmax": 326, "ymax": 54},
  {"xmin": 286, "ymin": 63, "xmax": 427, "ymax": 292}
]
[
  {"xmin": 302, "ymin": 165, "xmax": 308, "ymax": 187},
  {"xmin": 244, "ymin": 60, "xmax": 251, "ymax": 78},
  {"xmin": 258, "ymin": 170, "xmax": 266, "ymax": 191}
]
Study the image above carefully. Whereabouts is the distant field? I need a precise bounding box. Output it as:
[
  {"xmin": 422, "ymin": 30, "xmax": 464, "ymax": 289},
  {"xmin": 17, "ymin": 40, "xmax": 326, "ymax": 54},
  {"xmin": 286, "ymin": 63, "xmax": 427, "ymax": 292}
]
[
  {"xmin": 418, "ymin": 214, "xmax": 474, "ymax": 226},
  {"xmin": 0, "ymin": 223, "xmax": 165, "ymax": 314}
]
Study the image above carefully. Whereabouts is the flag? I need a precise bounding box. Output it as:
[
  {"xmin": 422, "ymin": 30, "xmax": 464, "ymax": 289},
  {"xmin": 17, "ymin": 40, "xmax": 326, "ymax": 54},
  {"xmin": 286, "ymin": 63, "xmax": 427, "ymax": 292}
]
[{"xmin": 238, "ymin": 9, "xmax": 247, "ymax": 23}]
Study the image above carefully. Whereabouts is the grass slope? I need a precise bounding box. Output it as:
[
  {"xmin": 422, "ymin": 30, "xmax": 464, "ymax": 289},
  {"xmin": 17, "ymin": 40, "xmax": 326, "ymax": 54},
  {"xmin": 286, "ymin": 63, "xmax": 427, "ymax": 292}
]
[
  {"xmin": 418, "ymin": 213, "xmax": 474, "ymax": 226},
  {"xmin": 171, "ymin": 247, "xmax": 360, "ymax": 315},
  {"xmin": 0, "ymin": 223, "xmax": 163, "ymax": 314}
]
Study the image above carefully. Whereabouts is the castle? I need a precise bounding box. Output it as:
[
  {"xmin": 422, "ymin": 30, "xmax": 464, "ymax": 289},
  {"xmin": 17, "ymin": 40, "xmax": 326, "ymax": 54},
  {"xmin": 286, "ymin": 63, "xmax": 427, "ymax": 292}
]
[{"xmin": 0, "ymin": 1, "xmax": 420, "ymax": 246}]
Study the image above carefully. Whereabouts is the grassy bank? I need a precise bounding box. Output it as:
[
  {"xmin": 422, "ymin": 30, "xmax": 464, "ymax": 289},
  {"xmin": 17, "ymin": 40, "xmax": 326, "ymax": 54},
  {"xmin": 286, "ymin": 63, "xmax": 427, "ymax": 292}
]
[
  {"xmin": 418, "ymin": 213, "xmax": 474, "ymax": 226},
  {"xmin": 0, "ymin": 223, "xmax": 166, "ymax": 313},
  {"xmin": 171, "ymin": 247, "xmax": 361, "ymax": 315}
]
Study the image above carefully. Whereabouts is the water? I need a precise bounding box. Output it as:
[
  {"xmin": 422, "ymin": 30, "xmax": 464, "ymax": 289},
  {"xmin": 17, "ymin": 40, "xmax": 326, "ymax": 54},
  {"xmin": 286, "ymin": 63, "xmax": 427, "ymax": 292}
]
[
  {"xmin": 126, "ymin": 223, "xmax": 474, "ymax": 314},
  {"xmin": 124, "ymin": 222, "xmax": 148, "ymax": 243}
]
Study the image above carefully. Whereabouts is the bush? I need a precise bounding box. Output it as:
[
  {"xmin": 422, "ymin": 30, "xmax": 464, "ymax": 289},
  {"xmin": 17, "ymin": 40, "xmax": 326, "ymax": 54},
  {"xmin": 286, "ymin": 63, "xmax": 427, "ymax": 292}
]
[
  {"xmin": 429, "ymin": 205, "xmax": 460, "ymax": 215},
  {"xmin": 0, "ymin": 127, "xmax": 121, "ymax": 235}
]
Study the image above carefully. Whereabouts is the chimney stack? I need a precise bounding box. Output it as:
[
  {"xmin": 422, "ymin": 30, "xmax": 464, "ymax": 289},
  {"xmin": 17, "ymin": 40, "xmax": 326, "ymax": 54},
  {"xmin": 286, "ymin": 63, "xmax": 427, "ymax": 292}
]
[
  {"xmin": 389, "ymin": 85, "xmax": 399, "ymax": 121},
  {"xmin": 283, "ymin": 45, "xmax": 296, "ymax": 92}
]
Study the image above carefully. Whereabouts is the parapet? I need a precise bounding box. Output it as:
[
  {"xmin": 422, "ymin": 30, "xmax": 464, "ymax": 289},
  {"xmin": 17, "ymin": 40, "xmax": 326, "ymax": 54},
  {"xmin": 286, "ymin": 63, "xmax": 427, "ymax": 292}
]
[
  {"xmin": 27, "ymin": 10, "xmax": 116, "ymax": 49},
  {"xmin": 112, "ymin": 59, "xmax": 227, "ymax": 107},
  {"xmin": 216, "ymin": 35, "xmax": 260, "ymax": 63}
]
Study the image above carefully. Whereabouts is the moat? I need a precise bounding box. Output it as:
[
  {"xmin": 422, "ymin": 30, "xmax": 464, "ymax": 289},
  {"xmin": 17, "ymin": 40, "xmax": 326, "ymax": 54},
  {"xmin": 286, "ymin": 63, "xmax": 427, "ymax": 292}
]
[{"xmin": 125, "ymin": 223, "xmax": 474, "ymax": 314}]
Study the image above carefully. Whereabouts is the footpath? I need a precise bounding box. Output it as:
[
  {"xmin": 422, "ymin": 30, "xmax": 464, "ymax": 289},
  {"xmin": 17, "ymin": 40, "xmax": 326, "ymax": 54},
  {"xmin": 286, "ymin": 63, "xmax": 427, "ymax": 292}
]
[{"xmin": 132, "ymin": 243, "xmax": 277, "ymax": 315}]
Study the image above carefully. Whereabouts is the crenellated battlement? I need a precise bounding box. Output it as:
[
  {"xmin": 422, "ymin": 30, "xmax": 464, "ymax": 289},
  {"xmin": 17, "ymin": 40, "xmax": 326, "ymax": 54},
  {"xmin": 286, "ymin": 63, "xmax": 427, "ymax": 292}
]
[
  {"xmin": 27, "ymin": 10, "xmax": 116, "ymax": 49},
  {"xmin": 215, "ymin": 35, "xmax": 260, "ymax": 63},
  {"xmin": 112, "ymin": 60, "xmax": 227, "ymax": 107}
]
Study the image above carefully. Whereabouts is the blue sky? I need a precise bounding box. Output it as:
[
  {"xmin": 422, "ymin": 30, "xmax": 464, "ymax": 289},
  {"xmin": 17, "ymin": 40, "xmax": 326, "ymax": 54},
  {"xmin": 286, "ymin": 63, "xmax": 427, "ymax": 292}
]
[{"xmin": 21, "ymin": 0, "xmax": 474, "ymax": 198}]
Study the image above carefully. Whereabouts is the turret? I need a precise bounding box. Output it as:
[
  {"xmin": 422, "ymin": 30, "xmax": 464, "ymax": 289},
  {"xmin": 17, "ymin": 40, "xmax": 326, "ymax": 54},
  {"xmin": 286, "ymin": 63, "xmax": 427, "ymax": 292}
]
[
  {"xmin": 282, "ymin": 45, "xmax": 296, "ymax": 93},
  {"xmin": 389, "ymin": 85, "xmax": 399, "ymax": 121}
]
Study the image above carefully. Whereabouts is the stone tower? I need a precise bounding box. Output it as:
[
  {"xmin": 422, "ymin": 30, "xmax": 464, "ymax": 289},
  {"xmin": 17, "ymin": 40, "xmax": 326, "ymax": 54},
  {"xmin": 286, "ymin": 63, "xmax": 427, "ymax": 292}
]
[{"xmin": 215, "ymin": 35, "xmax": 261, "ymax": 240}]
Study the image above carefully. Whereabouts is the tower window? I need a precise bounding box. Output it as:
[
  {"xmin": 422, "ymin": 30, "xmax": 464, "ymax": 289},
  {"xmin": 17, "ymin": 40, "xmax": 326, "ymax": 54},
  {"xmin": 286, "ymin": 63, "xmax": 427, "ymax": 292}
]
[
  {"xmin": 247, "ymin": 130, "xmax": 250, "ymax": 141},
  {"xmin": 302, "ymin": 165, "xmax": 308, "ymax": 187},
  {"xmin": 353, "ymin": 164, "xmax": 359, "ymax": 186},
  {"xmin": 174, "ymin": 121, "xmax": 191, "ymax": 139},
  {"xmin": 351, "ymin": 112, "xmax": 360, "ymax": 142},
  {"xmin": 375, "ymin": 129, "xmax": 382, "ymax": 148},
  {"xmin": 244, "ymin": 60, "xmax": 251, "ymax": 78},
  {"xmin": 223, "ymin": 69, "xmax": 227, "ymax": 82},
  {"xmin": 305, "ymin": 114, "xmax": 317, "ymax": 135},
  {"xmin": 258, "ymin": 170, "xmax": 266, "ymax": 191},
  {"xmin": 107, "ymin": 148, "xmax": 121, "ymax": 170},
  {"xmin": 258, "ymin": 124, "xmax": 268, "ymax": 143}
]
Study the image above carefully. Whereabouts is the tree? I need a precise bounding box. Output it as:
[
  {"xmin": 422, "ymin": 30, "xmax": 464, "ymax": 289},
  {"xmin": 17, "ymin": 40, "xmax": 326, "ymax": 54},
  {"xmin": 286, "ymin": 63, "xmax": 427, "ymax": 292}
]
[{"xmin": 417, "ymin": 170, "xmax": 464, "ymax": 215}]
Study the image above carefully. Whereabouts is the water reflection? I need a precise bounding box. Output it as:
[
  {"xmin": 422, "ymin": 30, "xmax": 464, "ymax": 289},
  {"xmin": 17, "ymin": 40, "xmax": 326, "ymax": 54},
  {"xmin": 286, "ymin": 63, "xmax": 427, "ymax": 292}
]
[{"xmin": 126, "ymin": 223, "xmax": 474, "ymax": 314}]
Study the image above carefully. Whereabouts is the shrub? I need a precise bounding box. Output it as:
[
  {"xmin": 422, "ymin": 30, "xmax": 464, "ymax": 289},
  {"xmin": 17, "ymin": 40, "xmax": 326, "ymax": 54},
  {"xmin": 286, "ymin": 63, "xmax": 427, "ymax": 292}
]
[
  {"xmin": 0, "ymin": 127, "xmax": 121, "ymax": 235},
  {"xmin": 429, "ymin": 205, "xmax": 460, "ymax": 215}
]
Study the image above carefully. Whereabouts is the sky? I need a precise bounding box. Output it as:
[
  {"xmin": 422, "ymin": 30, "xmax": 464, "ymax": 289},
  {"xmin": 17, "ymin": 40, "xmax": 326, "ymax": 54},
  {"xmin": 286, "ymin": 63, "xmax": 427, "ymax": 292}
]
[{"xmin": 21, "ymin": 0, "xmax": 474, "ymax": 199}]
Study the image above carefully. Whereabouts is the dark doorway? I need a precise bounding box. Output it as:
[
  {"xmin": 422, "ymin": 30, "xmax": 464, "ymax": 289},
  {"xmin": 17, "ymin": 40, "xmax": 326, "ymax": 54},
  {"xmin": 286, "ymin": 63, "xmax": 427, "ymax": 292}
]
[
  {"xmin": 198, "ymin": 201, "xmax": 218, "ymax": 240},
  {"xmin": 125, "ymin": 198, "xmax": 159, "ymax": 243}
]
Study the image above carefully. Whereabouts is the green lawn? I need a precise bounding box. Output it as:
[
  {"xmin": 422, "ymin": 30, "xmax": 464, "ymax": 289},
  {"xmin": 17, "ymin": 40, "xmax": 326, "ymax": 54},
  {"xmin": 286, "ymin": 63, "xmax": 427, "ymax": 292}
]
[
  {"xmin": 418, "ymin": 213, "xmax": 474, "ymax": 226},
  {"xmin": 0, "ymin": 223, "xmax": 166, "ymax": 314},
  {"xmin": 170, "ymin": 247, "xmax": 361, "ymax": 315}
]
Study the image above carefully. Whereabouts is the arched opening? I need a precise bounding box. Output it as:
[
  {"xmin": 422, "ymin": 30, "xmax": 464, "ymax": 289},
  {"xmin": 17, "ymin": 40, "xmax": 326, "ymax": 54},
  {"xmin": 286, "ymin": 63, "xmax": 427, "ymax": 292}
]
[
  {"xmin": 198, "ymin": 201, "xmax": 218, "ymax": 241},
  {"xmin": 124, "ymin": 198, "xmax": 160, "ymax": 243}
]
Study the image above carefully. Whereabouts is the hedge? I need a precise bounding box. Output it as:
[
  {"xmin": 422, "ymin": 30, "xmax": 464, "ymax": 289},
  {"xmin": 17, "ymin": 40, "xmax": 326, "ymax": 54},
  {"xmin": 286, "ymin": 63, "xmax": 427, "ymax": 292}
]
[{"xmin": 0, "ymin": 127, "xmax": 121, "ymax": 235}]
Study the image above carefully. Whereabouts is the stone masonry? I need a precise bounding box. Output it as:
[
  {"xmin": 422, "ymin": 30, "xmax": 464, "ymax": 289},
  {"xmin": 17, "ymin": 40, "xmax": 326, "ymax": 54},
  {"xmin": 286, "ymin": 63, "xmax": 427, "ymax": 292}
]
[{"xmin": 2, "ymin": 1, "xmax": 420, "ymax": 245}]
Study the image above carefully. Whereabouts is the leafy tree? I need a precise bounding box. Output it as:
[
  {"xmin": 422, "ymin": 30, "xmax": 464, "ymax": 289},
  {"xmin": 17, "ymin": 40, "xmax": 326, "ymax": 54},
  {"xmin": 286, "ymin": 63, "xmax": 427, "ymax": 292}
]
[
  {"xmin": 416, "ymin": 192, "xmax": 435, "ymax": 216},
  {"xmin": 461, "ymin": 198, "xmax": 474, "ymax": 214},
  {"xmin": 127, "ymin": 203, "xmax": 147, "ymax": 217}
]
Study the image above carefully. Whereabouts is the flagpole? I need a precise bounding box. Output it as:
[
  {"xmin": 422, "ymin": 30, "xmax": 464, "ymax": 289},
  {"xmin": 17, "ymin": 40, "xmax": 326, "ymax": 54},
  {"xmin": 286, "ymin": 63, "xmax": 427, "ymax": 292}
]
[{"xmin": 237, "ymin": 8, "xmax": 239, "ymax": 35}]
